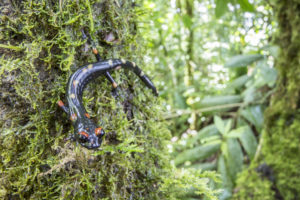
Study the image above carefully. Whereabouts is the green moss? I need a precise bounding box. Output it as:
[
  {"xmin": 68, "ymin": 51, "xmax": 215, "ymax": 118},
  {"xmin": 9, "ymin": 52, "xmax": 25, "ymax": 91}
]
[
  {"xmin": 232, "ymin": 164, "xmax": 275, "ymax": 200},
  {"xmin": 0, "ymin": 0, "xmax": 217, "ymax": 199}
]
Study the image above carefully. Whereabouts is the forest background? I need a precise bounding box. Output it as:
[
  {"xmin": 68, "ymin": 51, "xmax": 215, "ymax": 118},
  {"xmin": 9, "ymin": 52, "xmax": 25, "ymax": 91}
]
[
  {"xmin": 143, "ymin": 0, "xmax": 299, "ymax": 199},
  {"xmin": 1, "ymin": 0, "xmax": 299, "ymax": 199}
]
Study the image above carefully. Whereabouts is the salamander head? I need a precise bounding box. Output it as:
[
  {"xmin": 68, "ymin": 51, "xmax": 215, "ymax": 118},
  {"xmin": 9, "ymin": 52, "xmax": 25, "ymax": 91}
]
[{"xmin": 75, "ymin": 118, "xmax": 105, "ymax": 149}]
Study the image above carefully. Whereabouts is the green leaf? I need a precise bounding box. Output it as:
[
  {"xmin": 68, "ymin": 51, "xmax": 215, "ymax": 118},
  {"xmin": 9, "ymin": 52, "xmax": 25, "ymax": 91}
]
[
  {"xmin": 227, "ymin": 126, "xmax": 247, "ymax": 138},
  {"xmin": 174, "ymin": 91, "xmax": 186, "ymax": 109},
  {"xmin": 224, "ymin": 138, "xmax": 243, "ymax": 180},
  {"xmin": 215, "ymin": 0, "xmax": 229, "ymax": 18},
  {"xmin": 224, "ymin": 119, "xmax": 232, "ymax": 135},
  {"xmin": 227, "ymin": 126, "xmax": 258, "ymax": 159},
  {"xmin": 201, "ymin": 135, "xmax": 222, "ymax": 144},
  {"xmin": 186, "ymin": 161, "xmax": 217, "ymax": 171},
  {"xmin": 226, "ymin": 74, "xmax": 250, "ymax": 91},
  {"xmin": 188, "ymin": 95, "xmax": 242, "ymax": 108},
  {"xmin": 186, "ymin": 124, "xmax": 219, "ymax": 147},
  {"xmin": 242, "ymin": 86, "xmax": 258, "ymax": 103},
  {"xmin": 241, "ymin": 105, "xmax": 264, "ymax": 131},
  {"xmin": 224, "ymin": 54, "xmax": 264, "ymax": 68},
  {"xmin": 237, "ymin": 0, "xmax": 255, "ymax": 12},
  {"xmin": 214, "ymin": 116, "xmax": 225, "ymax": 135},
  {"xmin": 262, "ymin": 45, "xmax": 280, "ymax": 57},
  {"xmin": 218, "ymin": 155, "xmax": 233, "ymax": 190},
  {"xmin": 253, "ymin": 65, "xmax": 277, "ymax": 88},
  {"xmin": 239, "ymin": 126, "xmax": 257, "ymax": 160},
  {"xmin": 174, "ymin": 143, "xmax": 221, "ymax": 166}
]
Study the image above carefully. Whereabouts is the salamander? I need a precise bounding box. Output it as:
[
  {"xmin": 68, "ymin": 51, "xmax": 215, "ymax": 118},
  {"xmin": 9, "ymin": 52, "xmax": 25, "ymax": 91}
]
[{"xmin": 58, "ymin": 59, "xmax": 158, "ymax": 149}]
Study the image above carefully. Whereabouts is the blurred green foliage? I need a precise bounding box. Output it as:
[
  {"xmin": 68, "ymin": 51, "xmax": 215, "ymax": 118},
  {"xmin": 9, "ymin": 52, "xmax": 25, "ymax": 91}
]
[
  {"xmin": 0, "ymin": 0, "xmax": 219, "ymax": 199},
  {"xmin": 141, "ymin": 0, "xmax": 277, "ymax": 199}
]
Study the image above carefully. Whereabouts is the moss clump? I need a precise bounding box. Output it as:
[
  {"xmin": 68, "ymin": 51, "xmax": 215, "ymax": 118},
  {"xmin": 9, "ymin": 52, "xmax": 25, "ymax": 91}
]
[
  {"xmin": 0, "ymin": 0, "xmax": 218, "ymax": 199},
  {"xmin": 232, "ymin": 164, "xmax": 275, "ymax": 200}
]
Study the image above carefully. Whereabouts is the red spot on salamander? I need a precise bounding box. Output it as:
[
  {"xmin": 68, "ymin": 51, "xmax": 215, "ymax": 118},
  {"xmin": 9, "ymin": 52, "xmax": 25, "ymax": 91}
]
[
  {"xmin": 92, "ymin": 48, "xmax": 98, "ymax": 55},
  {"xmin": 58, "ymin": 100, "xmax": 64, "ymax": 107},
  {"xmin": 95, "ymin": 127, "xmax": 102, "ymax": 136},
  {"xmin": 79, "ymin": 131, "xmax": 89, "ymax": 138}
]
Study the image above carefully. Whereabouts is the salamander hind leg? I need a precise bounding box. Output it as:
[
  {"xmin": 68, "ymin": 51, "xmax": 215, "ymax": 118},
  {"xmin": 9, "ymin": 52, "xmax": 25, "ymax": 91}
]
[
  {"xmin": 105, "ymin": 71, "xmax": 118, "ymax": 89},
  {"xmin": 57, "ymin": 100, "xmax": 70, "ymax": 114},
  {"xmin": 104, "ymin": 71, "xmax": 120, "ymax": 98}
]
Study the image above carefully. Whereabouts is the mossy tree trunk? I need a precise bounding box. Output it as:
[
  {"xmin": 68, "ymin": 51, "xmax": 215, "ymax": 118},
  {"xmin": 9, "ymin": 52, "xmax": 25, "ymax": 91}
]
[
  {"xmin": 0, "ymin": 0, "xmax": 172, "ymax": 199},
  {"xmin": 233, "ymin": 1, "xmax": 300, "ymax": 200}
]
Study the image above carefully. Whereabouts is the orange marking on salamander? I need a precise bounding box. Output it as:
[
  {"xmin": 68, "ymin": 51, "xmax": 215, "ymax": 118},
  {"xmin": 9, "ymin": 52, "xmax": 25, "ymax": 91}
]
[
  {"xmin": 79, "ymin": 131, "xmax": 89, "ymax": 138},
  {"xmin": 95, "ymin": 127, "xmax": 102, "ymax": 136},
  {"xmin": 73, "ymin": 80, "xmax": 78, "ymax": 87},
  {"xmin": 58, "ymin": 100, "xmax": 64, "ymax": 107},
  {"xmin": 70, "ymin": 113, "xmax": 77, "ymax": 121},
  {"xmin": 85, "ymin": 113, "xmax": 90, "ymax": 118},
  {"xmin": 92, "ymin": 48, "xmax": 98, "ymax": 55}
]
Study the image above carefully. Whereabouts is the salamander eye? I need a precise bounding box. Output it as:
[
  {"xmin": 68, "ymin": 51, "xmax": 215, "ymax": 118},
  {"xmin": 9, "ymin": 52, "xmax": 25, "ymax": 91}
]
[{"xmin": 95, "ymin": 127, "xmax": 105, "ymax": 136}]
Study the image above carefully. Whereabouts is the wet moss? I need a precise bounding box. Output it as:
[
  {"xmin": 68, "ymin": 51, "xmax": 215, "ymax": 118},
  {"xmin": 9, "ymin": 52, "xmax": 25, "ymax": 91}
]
[{"xmin": 0, "ymin": 0, "xmax": 217, "ymax": 199}]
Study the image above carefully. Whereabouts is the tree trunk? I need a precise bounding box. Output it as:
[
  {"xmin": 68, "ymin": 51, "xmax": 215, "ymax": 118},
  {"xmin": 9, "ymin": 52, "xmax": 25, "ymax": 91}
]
[
  {"xmin": 233, "ymin": 1, "xmax": 300, "ymax": 200},
  {"xmin": 0, "ymin": 0, "xmax": 172, "ymax": 199}
]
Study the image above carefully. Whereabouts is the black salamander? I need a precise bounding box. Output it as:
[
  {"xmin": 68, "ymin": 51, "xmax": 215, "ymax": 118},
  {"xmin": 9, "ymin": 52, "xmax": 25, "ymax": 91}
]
[{"xmin": 58, "ymin": 59, "xmax": 158, "ymax": 149}]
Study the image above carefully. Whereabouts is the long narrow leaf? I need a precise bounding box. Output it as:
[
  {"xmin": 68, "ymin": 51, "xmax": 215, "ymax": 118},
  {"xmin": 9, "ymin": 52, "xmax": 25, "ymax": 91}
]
[
  {"xmin": 239, "ymin": 126, "xmax": 258, "ymax": 160},
  {"xmin": 218, "ymin": 155, "xmax": 233, "ymax": 199},
  {"xmin": 225, "ymin": 138, "xmax": 243, "ymax": 180},
  {"xmin": 227, "ymin": 126, "xmax": 258, "ymax": 159},
  {"xmin": 224, "ymin": 54, "xmax": 264, "ymax": 68},
  {"xmin": 188, "ymin": 95, "xmax": 242, "ymax": 108},
  {"xmin": 225, "ymin": 74, "xmax": 250, "ymax": 91},
  {"xmin": 186, "ymin": 124, "xmax": 219, "ymax": 147},
  {"xmin": 214, "ymin": 116, "xmax": 225, "ymax": 135},
  {"xmin": 241, "ymin": 105, "xmax": 264, "ymax": 131},
  {"xmin": 175, "ymin": 143, "xmax": 221, "ymax": 166}
]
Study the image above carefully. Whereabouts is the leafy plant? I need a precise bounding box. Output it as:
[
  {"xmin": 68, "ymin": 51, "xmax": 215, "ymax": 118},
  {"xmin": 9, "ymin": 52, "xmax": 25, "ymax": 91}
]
[
  {"xmin": 171, "ymin": 47, "xmax": 277, "ymax": 199},
  {"xmin": 141, "ymin": 0, "xmax": 276, "ymax": 199},
  {"xmin": 215, "ymin": 0, "xmax": 255, "ymax": 18}
]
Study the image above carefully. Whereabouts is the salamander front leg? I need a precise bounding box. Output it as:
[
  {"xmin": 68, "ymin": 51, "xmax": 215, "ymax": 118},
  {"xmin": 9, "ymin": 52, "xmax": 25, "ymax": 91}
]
[
  {"xmin": 64, "ymin": 133, "xmax": 76, "ymax": 142},
  {"xmin": 57, "ymin": 100, "xmax": 70, "ymax": 115}
]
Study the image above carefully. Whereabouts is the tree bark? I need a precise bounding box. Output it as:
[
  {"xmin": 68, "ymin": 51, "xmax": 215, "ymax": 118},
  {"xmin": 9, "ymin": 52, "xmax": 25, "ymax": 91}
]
[{"xmin": 0, "ymin": 1, "xmax": 172, "ymax": 199}]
